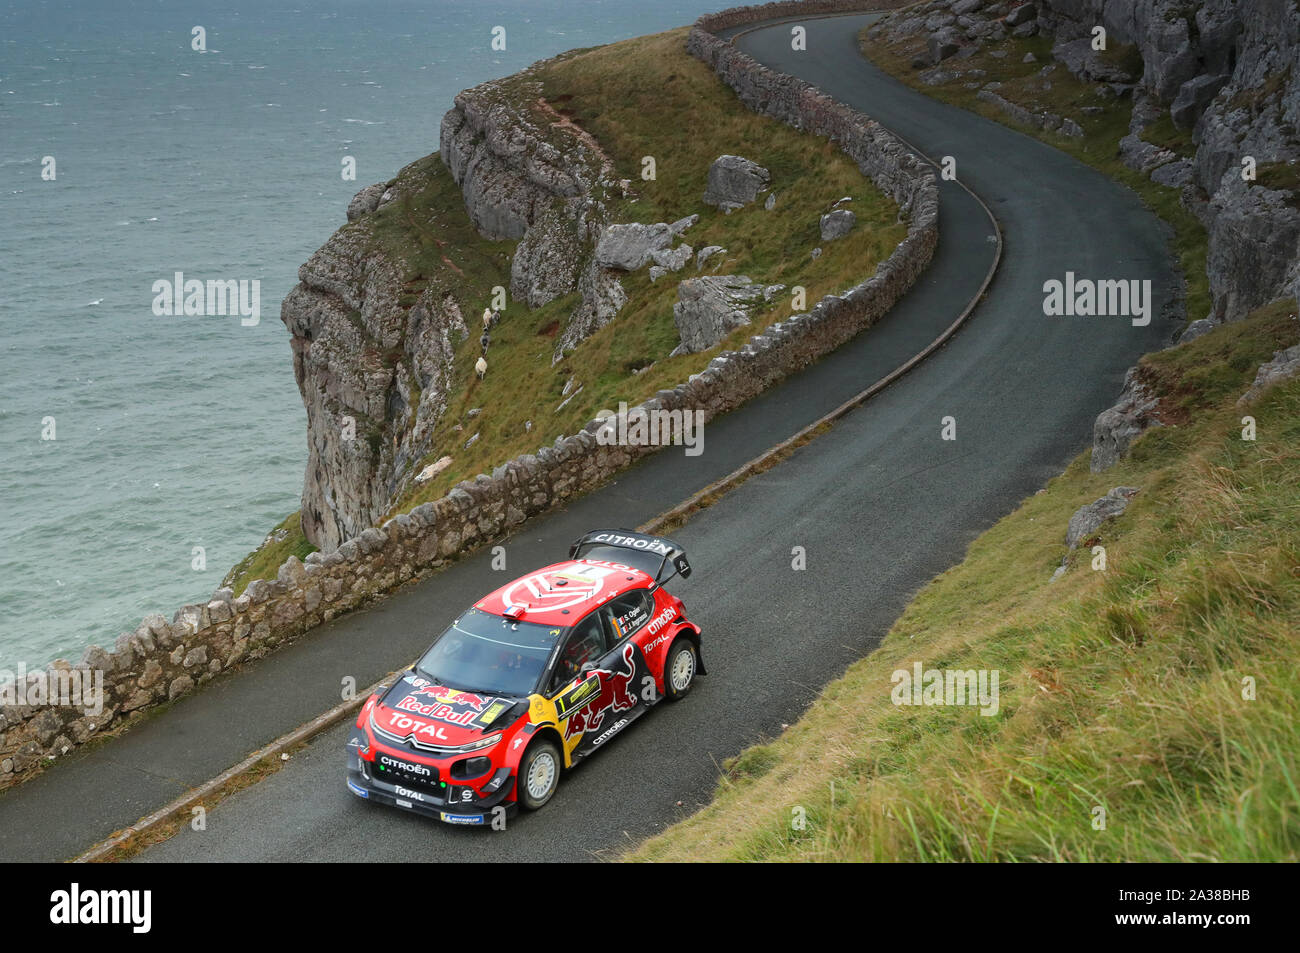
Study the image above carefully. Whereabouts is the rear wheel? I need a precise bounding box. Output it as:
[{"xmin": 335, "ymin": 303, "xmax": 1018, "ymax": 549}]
[
  {"xmin": 664, "ymin": 638, "xmax": 698, "ymax": 701},
  {"xmin": 517, "ymin": 739, "xmax": 561, "ymax": 811}
]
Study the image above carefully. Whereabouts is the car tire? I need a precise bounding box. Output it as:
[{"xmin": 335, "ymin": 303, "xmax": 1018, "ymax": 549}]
[
  {"xmin": 517, "ymin": 738, "xmax": 562, "ymax": 811},
  {"xmin": 663, "ymin": 638, "xmax": 698, "ymax": 702}
]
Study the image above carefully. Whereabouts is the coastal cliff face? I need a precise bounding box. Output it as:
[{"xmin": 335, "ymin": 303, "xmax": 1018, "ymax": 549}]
[
  {"xmin": 1038, "ymin": 0, "xmax": 1299, "ymax": 322},
  {"xmin": 283, "ymin": 66, "xmax": 623, "ymax": 552},
  {"xmin": 1, "ymin": 6, "xmax": 943, "ymax": 786},
  {"xmin": 282, "ymin": 161, "xmax": 472, "ymax": 552},
  {"xmin": 439, "ymin": 74, "xmax": 635, "ymax": 361}
]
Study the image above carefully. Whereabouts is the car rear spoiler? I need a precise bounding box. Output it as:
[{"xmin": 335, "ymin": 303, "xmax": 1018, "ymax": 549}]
[{"xmin": 569, "ymin": 529, "xmax": 692, "ymax": 586}]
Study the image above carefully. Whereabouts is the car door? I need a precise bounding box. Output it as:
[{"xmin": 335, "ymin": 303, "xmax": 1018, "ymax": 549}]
[
  {"xmin": 572, "ymin": 590, "xmax": 657, "ymax": 757},
  {"xmin": 546, "ymin": 610, "xmax": 612, "ymax": 761}
]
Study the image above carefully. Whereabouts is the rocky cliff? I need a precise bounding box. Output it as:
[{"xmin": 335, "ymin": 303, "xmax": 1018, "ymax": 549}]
[
  {"xmin": 284, "ymin": 63, "xmax": 630, "ymax": 552},
  {"xmin": 440, "ymin": 73, "xmax": 643, "ymax": 363},
  {"xmin": 282, "ymin": 160, "xmax": 473, "ymax": 553},
  {"xmin": 1040, "ymin": 0, "xmax": 1299, "ymax": 323},
  {"xmin": 885, "ymin": 0, "xmax": 1299, "ymax": 323},
  {"xmin": 282, "ymin": 12, "xmax": 938, "ymax": 554},
  {"xmin": 439, "ymin": 75, "xmax": 613, "ymax": 299}
]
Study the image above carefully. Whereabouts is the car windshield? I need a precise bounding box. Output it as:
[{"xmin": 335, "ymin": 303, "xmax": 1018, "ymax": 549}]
[{"xmin": 416, "ymin": 608, "xmax": 563, "ymax": 698}]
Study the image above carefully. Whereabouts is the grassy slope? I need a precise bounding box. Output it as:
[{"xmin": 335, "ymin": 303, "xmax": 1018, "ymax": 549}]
[
  {"xmin": 632, "ymin": 298, "xmax": 1300, "ymax": 862},
  {"xmin": 395, "ymin": 29, "xmax": 905, "ymax": 511},
  {"xmin": 628, "ymin": 18, "xmax": 1299, "ymax": 863},
  {"xmin": 226, "ymin": 27, "xmax": 905, "ymax": 593},
  {"xmin": 860, "ymin": 22, "xmax": 1211, "ymax": 325}
]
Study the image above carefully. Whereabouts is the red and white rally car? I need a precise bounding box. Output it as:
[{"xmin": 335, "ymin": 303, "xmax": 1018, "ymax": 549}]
[{"xmin": 346, "ymin": 529, "xmax": 703, "ymax": 826}]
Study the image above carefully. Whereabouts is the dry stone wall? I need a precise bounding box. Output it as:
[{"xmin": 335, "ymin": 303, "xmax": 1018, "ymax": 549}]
[{"xmin": 0, "ymin": 2, "xmax": 937, "ymax": 787}]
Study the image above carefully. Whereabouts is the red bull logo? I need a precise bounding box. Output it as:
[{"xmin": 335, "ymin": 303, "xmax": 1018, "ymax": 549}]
[
  {"xmin": 410, "ymin": 685, "xmax": 490, "ymax": 711},
  {"xmin": 563, "ymin": 643, "xmax": 639, "ymax": 740},
  {"xmin": 395, "ymin": 685, "xmax": 494, "ymax": 727}
]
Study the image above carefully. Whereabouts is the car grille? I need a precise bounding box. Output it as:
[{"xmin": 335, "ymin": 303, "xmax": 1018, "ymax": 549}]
[{"xmin": 372, "ymin": 755, "xmax": 442, "ymax": 792}]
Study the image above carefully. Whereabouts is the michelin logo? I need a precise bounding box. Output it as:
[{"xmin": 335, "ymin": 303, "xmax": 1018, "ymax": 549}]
[{"xmin": 440, "ymin": 812, "xmax": 485, "ymax": 825}]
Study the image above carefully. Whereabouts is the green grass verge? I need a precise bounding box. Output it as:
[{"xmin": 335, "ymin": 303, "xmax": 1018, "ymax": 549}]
[{"xmin": 628, "ymin": 297, "xmax": 1300, "ymax": 862}]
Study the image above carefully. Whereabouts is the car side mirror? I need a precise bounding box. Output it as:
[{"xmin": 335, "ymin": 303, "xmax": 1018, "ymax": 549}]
[
  {"xmin": 579, "ymin": 661, "xmax": 597, "ymax": 675},
  {"xmin": 673, "ymin": 554, "xmax": 691, "ymax": 579}
]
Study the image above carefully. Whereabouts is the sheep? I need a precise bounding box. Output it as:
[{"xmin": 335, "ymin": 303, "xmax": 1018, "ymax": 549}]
[
  {"xmin": 475, "ymin": 356, "xmax": 487, "ymax": 380},
  {"xmin": 482, "ymin": 308, "xmax": 493, "ymax": 330},
  {"xmin": 480, "ymin": 330, "xmax": 490, "ymax": 354}
]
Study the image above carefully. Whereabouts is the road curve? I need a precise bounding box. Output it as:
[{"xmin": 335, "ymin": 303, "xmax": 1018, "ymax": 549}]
[
  {"xmin": 0, "ymin": 12, "xmax": 1174, "ymax": 863},
  {"xmin": 134, "ymin": 13, "xmax": 1175, "ymax": 863}
]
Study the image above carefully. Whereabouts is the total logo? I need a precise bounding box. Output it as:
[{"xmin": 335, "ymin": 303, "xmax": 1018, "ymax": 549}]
[
  {"xmin": 378, "ymin": 711, "xmax": 450, "ymax": 744},
  {"xmin": 394, "ymin": 784, "xmax": 428, "ymax": 802}
]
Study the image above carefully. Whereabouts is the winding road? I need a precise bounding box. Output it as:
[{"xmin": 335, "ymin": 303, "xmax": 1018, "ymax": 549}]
[{"xmin": 0, "ymin": 11, "xmax": 1176, "ymax": 862}]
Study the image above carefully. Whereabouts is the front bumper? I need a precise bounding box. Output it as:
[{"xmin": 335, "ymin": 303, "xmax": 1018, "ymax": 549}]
[{"xmin": 346, "ymin": 731, "xmax": 516, "ymax": 827}]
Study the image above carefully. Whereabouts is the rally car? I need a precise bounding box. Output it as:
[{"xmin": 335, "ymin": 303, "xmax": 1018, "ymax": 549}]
[{"xmin": 346, "ymin": 528, "xmax": 704, "ymax": 826}]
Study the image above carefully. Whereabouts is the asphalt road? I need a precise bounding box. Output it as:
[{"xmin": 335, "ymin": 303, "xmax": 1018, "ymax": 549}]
[{"xmin": 0, "ymin": 12, "xmax": 1175, "ymax": 862}]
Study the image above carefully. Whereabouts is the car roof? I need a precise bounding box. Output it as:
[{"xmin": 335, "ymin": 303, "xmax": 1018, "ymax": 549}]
[{"xmin": 473, "ymin": 558, "xmax": 653, "ymax": 626}]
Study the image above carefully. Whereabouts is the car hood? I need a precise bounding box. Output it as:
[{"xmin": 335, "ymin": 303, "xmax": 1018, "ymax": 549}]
[{"xmin": 371, "ymin": 674, "xmax": 519, "ymax": 750}]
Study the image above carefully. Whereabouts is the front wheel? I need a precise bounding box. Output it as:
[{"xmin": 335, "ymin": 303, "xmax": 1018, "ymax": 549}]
[
  {"xmin": 517, "ymin": 739, "xmax": 561, "ymax": 811},
  {"xmin": 663, "ymin": 638, "xmax": 698, "ymax": 701}
]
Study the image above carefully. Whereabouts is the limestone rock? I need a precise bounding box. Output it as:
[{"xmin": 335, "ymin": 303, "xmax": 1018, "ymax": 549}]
[
  {"xmin": 703, "ymin": 155, "xmax": 770, "ymax": 211},
  {"xmin": 650, "ymin": 243, "xmax": 694, "ymax": 273},
  {"xmin": 820, "ymin": 209, "xmax": 857, "ymax": 241},
  {"xmin": 282, "ymin": 200, "xmax": 471, "ymax": 550},
  {"xmin": 594, "ymin": 222, "xmax": 673, "ymax": 271},
  {"xmin": 1170, "ymin": 74, "xmax": 1227, "ymax": 130},
  {"xmin": 671, "ymin": 275, "xmax": 770, "ymax": 355},
  {"xmin": 1066, "ymin": 487, "xmax": 1140, "ymax": 550},
  {"xmin": 1176, "ymin": 318, "xmax": 1218, "ymax": 344},
  {"xmin": 1118, "ymin": 133, "xmax": 1175, "ymax": 174},
  {"xmin": 669, "ymin": 214, "xmax": 699, "ymax": 235},
  {"xmin": 927, "ymin": 27, "xmax": 962, "ymax": 64},
  {"xmin": 696, "ymin": 245, "xmax": 727, "ymax": 270},
  {"xmin": 553, "ymin": 260, "xmax": 628, "ymax": 363},
  {"xmin": 1205, "ymin": 177, "xmax": 1300, "ymax": 323},
  {"xmin": 1150, "ymin": 158, "xmax": 1193, "ymax": 188},
  {"xmin": 1091, "ymin": 368, "xmax": 1161, "ymax": 473},
  {"xmin": 1004, "ymin": 3, "xmax": 1036, "ymax": 28},
  {"xmin": 510, "ymin": 203, "xmax": 585, "ymax": 307},
  {"xmin": 1239, "ymin": 343, "xmax": 1300, "ymax": 405},
  {"xmin": 346, "ymin": 182, "xmax": 388, "ymax": 222}
]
